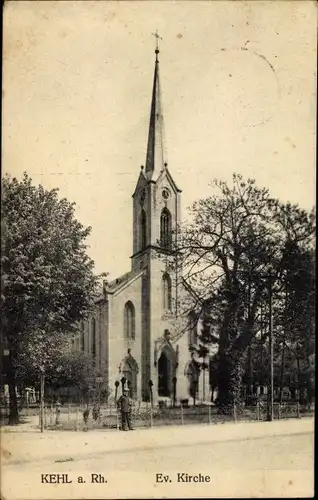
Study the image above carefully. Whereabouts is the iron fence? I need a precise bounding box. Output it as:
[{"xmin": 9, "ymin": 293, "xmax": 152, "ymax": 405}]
[{"xmin": 33, "ymin": 400, "xmax": 313, "ymax": 431}]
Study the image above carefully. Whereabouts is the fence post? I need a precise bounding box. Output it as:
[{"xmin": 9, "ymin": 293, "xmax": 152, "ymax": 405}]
[
  {"xmin": 181, "ymin": 403, "xmax": 184, "ymax": 425},
  {"xmin": 208, "ymin": 404, "xmax": 211, "ymax": 424},
  {"xmin": 55, "ymin": 402, "xmax": 61, "ymax": 425},
  {"xmin": 278, "ymin": 404, "xmax": 281, "ymax": 420},
  {"xmin": 49, "ymin": 405, "xmax": 53, "ymax": 426},
  {"xmin": 68, "ymin": 403, "xmax": 71, "ymax": 422},
  {"xmin": 233, "ymin": 403, "xmax": 237, "ymax": 422},
  {"xmin": 150, "ymin": 406, "xmax": 153, "ymax": 428},
  {"xmin": 116, "ymin": 409, "xmax": 120, "ymax": 431},
  {"xmin": 256, "ymin": 402, "xmax": 260, "ymax": 422},
  {"xmin": 44, "ymin": 406, "xmax": 47, "ymax": 428},
  {"xmin": 296, "ymin": 402, "xmax": 300, "ymax": 418}
]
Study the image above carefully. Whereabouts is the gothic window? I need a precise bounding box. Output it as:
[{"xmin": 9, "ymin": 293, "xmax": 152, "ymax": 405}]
[
  {"xmin": 91, "ymin": 318, "xmax": 96, "ymax": 358},
  {"xmin": 124, "ymin": 301, "xmax": 136, "ymax": 340},
  {"xmin": 162, "ymin": 273, "xmax": 172, "ymax": 311},
  {"xmin": 140, "ymin": 209, "xmax": 147, "ymax": 250},
  {"xmin": 160, "ymin": 208, "xmax": 172, "ymax": 248}
]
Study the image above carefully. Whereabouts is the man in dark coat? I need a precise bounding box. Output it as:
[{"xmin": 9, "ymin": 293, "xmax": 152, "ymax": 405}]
[{"xmin": 117, "ymin": 389, "xmax": 134, "ymax": 431}]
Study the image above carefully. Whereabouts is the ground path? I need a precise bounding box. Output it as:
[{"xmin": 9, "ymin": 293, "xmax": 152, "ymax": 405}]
[{"xmin": 1, "ymin": 417, "xmax": 314, "ymax": 498}]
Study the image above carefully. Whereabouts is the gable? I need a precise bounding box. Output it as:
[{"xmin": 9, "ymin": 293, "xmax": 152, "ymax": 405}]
[
  {"xmin": 155, "ymin": 167, "xmax": 182, "ymax": 194},
  {"xmin": 105, "ymin": 269, "xmax": 144, "ymax": 296},
  {"xmin": 132, "ymin": 170, "xmax": 149, "ymax": 198}
]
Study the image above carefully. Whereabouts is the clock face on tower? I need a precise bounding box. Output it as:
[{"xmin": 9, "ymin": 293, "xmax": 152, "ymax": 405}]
[{"xmin": 162, "ymin": 188, "xmax": 170, "ymax": 200}]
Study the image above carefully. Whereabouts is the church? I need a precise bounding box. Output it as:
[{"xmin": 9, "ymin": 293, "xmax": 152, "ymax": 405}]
[{"xmin": 75, "ymin": 44, "xmax": 211, "ymax": 405}]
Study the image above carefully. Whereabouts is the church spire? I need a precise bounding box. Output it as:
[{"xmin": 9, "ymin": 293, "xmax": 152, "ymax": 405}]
[{"xmin": 145, "ymin": 31, "xmax": 166, "ymax": 180}]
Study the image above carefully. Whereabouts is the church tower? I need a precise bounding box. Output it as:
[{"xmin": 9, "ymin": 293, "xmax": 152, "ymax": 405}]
[
  {"xmin": 132, "ymin": 43, "xmax": 182, "ymax": 271},
  {"xmin": 131, "ymin": 41, "xmax": 182, "ymax": 400}
]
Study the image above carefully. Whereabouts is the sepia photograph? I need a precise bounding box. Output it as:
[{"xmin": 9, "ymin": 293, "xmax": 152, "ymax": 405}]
[{"xmin": 1, "ymin": 1, "xmax": 316, "ymax": 498}]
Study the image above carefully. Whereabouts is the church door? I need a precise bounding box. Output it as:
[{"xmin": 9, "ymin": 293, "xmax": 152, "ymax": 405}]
[
  {"xmin": 158, "ymin": 352, "xmax": 171, "ymax": 397},
  {"xmin": 122, "ymin": 360, "xmax": 138, "ymax": 399}
]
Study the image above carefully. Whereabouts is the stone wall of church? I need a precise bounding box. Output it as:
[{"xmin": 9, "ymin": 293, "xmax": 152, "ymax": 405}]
[
  {"xmin": 148, "ymin": 269, "xmax": 210, "ymax": 404},
  {"xmin": 147, "ymin": 256, "xmax": 191, "ymax": 402},
  {"xmin": 107, "ymin": 275, "xmax": 143, "ymax": 401},
  {"xmin": 73, "ymin": 299, "xmax": 109, "ymax": 398}
]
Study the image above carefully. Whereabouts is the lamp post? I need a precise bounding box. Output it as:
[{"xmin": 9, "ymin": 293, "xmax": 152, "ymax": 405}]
[
  {"xmin": 114, "ymin": 381, "xmax": 119, "ymax": 403},
  {"xmin": 267, "ymin": 274, "xmax": 274, "ymax": 422},
  {"xmin": 172, "ymin": 377, "xmax": 177, "ymax": 407},
  {"xmin": 39, "ymin": 366, "xmax": 45, "ymax": 433},
  {"xmin": 148, "ymin": 380, "xmax": 154, "ymax": 407},
  {"xmin": 120, "ymin": 377, "xmax": 126, "ymax": 395}
]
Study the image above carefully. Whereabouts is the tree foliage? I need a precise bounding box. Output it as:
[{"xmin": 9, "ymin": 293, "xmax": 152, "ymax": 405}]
[
  {"xmin": 175, "ymin": 174, "xmax": 315, "ymax": 408},
  {"xmin": 1, "ymin": 173, "xmax": 99, "ymax": 422}
]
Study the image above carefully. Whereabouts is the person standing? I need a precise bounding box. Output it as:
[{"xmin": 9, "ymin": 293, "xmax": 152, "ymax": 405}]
[{"xmin": 117, "ymin": 389, "xmax": 134, "ymax": 431}]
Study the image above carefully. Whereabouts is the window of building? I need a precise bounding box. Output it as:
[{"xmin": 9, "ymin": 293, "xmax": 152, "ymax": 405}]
[
  {"xmin": 162, "ymin": 273, "xmax": 172, "ymax": 311},
  {"xmin": 91, "ymin": 318, "xmax": 96, "ymax": 357},
  {"xmin": 124, "ymin": 301, "xmax": 136, "ymax": 340},
  {"xmin": 140, "ymin": 209, "xmax": 147, "ymax": 250},
  {"xmin": 160, "ymin": 208, "xmax": 172, "ymax": 248}
]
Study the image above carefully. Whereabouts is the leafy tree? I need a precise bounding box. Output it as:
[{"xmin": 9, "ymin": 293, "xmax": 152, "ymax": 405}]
[
  {"xmin": 1, "ymin": 173, "xmax": 99, "ymax": 423},
  {"xmin": 44, "ymin": 350, "xmax": 105, "ymax": 404},
  {"xmin": 175, "ymin": 174, "xmax": 314, "ymax": 410},
  {"xmin": 273, "ymin": 243, "xmax": 315, "ymax": 403},
  {"xmin": 16, "ymin": 342, "xmax": 110, "ymax": 405}
]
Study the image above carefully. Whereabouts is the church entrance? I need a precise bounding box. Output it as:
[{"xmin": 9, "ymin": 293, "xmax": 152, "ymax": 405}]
[
  {"xmin": 158, "ymin": 345, "xmax": 177, "ymax": 398},
  {"xmin": 121, "ymin": 356, "xmax": 138, "ymax": 399},
  {"xmin": 158, "ymin": 352, "xmax": 170, "ymax": 397}
]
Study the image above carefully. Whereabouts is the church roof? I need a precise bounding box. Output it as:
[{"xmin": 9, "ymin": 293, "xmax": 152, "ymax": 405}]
[
  {"xmin": 144, "ymin": 47, "xmax": 166, "ymax": 181},
  {"xmin": 105, "ymin": 269, "xmax": 143, "ymax": 294}
]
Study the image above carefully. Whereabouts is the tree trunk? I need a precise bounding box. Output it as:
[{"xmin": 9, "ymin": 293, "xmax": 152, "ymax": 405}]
[
  {"xmin": 7, "ymin": 351, "xmax": 19, "ymax": 425},
  {"xmin": 245, "ymin": 345, "xmax": 253, "ymax": 404},
  {"xmin": 279, "ymin": 344, "xmax": 285, "ymax": 404},
  {"xmin": 217, "ymin": 351, "xmax": 245, "ymax": 412},
  {"xmin": 296, "ymin": 357, "xmax": 301, "ymax": 403}
]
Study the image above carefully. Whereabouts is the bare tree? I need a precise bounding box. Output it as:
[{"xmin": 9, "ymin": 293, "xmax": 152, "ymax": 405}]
[{"xmin": 171, "ymin": 174, "xmax": 314, "ymax": 409}]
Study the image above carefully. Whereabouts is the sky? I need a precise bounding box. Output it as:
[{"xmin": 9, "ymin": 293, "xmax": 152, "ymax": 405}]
[{"xmin": 3, "ymin": 0, "xmax": 317, "ymax": 279}]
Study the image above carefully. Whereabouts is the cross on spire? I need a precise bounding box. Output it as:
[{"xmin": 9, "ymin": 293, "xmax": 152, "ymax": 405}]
[{"xmin": 151, "ymin": 30, "xmax": 162, "ymax": 60}]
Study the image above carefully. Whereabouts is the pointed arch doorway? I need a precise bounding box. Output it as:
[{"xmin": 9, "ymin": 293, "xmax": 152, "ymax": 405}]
[
  {"xmin": 158, "ymin": 344, "xmax": 177, "ymax": 398},
  {"xmin": 120, "ymin": 354, "xmax": 139, "ymax": 399}
]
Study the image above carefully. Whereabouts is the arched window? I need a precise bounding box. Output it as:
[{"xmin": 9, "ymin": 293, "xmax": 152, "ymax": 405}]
[
  {"xmin": 140, "ymin": 209, "xmax": 147, "ymax": 250},
  {"xmin": 124, "ymin": 301, "xmax": 136, "ymax": 340},
  {"xmin": 162, "ymin": 273, "xmax": 172, "ymax": 311},
  {"xmin": 160, "ymin": 208, "xmax": 172, "ymax": 248},
  {"xmin": 91, "ymin": 318, "xmax": 96, "ymax": 358}
]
